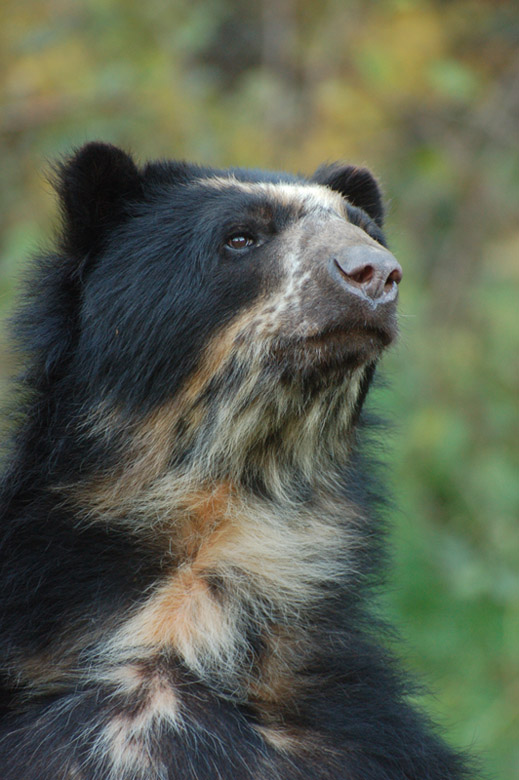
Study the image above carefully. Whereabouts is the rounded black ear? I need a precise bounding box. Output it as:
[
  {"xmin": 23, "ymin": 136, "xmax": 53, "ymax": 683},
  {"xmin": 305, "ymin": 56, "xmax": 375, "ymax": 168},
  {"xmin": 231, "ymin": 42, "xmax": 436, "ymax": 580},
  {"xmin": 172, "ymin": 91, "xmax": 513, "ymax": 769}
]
[
  {"xmin": 54, "ymin": 142, "xmax": 143, "ymax": 258},
  {"xmin": 312, "ymin": 163, "xmax": 385, "ymax": 226}
]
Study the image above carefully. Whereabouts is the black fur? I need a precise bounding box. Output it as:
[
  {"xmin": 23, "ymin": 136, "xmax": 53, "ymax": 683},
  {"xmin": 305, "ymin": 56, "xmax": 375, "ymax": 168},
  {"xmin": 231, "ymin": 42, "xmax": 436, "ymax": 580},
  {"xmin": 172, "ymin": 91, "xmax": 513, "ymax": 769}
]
[
  {"xmin": 0, "ymin": 143, "xmax": 475, "ymax": 778},
  {"xmin": 313, "ymin": 162, "xmax": 386, "ymax": 227}
]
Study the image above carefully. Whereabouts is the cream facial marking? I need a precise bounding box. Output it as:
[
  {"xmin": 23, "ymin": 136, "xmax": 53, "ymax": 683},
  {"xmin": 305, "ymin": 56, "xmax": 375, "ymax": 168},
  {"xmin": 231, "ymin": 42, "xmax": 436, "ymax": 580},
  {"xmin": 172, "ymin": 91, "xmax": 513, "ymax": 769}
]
[
  {"xmin": 195, "ymin": 176, "xmax": 386, "ymax": 343},
  {"xmin": 199, "ymin": 177, "xmax": 349, "ymax": 219}
]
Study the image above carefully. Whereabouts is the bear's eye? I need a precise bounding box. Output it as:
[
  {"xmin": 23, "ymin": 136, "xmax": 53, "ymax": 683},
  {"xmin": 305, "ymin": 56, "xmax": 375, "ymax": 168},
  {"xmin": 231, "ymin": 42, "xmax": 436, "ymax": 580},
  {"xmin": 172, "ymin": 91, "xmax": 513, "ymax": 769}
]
[{"xmin": 225, "ymin": 233, "xmax": 256, "ymax": 250}]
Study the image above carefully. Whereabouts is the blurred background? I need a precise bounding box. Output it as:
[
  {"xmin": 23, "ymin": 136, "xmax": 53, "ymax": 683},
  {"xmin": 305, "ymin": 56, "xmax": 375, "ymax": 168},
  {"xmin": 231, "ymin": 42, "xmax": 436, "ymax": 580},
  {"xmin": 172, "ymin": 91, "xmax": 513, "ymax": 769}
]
[{"xmin": 0, "ymin": 0, "xmax": 518, "ymax": 776}]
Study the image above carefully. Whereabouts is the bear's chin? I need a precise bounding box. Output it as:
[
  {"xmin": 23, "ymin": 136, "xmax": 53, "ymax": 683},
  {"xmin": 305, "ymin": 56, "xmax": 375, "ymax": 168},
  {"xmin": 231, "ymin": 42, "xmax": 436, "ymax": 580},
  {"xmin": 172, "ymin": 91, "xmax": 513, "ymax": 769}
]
[{"xmin": 266, "ymin": 325, "xmax": 395, "ymax": 382}]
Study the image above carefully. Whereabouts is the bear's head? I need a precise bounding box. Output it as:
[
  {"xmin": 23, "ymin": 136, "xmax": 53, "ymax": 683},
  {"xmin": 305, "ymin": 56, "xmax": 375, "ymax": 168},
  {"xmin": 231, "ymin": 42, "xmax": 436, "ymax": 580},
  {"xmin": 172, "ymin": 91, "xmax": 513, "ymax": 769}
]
[{"xmin": 23, "ymin": 142, "xmax": 401, "ymax": 491}]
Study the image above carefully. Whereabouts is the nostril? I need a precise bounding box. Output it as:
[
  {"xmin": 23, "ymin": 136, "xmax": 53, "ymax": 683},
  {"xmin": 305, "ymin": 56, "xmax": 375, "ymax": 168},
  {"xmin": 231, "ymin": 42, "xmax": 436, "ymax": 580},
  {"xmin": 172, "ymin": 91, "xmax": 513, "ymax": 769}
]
[
  {"xmin": 334, "ymin": 260, "xmax": 375, "ymax": 288},
  {"xmin": 348, "ymin": 264, "xmax": 375, "ymax": 286},
  {"xmin": 385, "ymin": 267, "xmax": 403, "ymax": 290}
]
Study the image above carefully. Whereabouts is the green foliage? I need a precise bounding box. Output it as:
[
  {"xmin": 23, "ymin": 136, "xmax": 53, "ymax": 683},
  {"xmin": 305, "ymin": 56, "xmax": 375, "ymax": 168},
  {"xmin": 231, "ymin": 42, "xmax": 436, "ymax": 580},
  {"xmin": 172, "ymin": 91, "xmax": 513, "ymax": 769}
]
[{"xmin": 1, "ymin": 1, "xmax": 518, "ymax": 776}]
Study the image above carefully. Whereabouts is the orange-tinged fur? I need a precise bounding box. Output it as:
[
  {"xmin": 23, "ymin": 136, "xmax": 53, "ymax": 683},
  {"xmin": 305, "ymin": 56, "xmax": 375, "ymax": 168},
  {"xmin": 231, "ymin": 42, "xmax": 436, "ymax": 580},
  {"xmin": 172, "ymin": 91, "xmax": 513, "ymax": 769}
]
[
  {"xmin": 64, "ymin": 309, "xmax": 265, "ymax": 521},
  {"xmin": 101, "ymin": 481, "xmax": 357, "ymax": 712}
]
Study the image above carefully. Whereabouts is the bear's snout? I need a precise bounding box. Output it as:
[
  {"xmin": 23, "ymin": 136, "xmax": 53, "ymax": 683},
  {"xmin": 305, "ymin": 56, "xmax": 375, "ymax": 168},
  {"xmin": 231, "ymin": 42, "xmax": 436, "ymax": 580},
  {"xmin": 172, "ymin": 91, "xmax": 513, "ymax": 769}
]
[{"xmin": 330, "ymin": 244, "xmax": 402, "ymax": 306}]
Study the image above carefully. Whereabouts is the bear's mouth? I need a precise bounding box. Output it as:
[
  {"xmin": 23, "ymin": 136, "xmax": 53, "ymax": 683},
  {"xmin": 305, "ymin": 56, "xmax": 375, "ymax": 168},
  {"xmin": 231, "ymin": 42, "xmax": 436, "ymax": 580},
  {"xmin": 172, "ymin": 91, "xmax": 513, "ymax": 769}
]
[
  {"xmin": 266, "ymin": 323, "xmax": 395, "ymax": 381},
  {"xmin": 304, "ymin": 325, "xmax": 394, "ymax": 351}
]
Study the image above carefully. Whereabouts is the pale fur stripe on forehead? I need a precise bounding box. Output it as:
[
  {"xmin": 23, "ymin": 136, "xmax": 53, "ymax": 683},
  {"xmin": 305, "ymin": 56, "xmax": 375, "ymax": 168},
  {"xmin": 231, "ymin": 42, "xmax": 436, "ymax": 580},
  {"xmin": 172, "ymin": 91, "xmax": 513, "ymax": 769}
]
[{"xmin": 198, "ymin": 176, "xmax": 348, "ymax": 216}]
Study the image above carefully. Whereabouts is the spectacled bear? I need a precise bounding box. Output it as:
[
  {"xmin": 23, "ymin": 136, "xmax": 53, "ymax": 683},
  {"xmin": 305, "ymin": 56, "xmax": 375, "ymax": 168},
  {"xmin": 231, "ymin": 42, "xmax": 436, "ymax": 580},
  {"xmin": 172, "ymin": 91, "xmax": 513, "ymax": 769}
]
[{"xmin": 0, "ymin": 143, "xmax": 474, "ymax": 779}]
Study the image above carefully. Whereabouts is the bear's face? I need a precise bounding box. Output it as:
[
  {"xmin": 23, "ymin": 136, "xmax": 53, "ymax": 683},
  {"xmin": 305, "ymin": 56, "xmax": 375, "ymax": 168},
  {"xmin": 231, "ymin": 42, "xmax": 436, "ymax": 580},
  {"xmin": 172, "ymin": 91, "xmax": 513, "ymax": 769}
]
[
  {"xmin": 51, "ymin": 143, "xmax": 401, "ymax": 485},
  {"xmin": 59, "ymin": 145, "xmax": 400, "ymax": 412}
]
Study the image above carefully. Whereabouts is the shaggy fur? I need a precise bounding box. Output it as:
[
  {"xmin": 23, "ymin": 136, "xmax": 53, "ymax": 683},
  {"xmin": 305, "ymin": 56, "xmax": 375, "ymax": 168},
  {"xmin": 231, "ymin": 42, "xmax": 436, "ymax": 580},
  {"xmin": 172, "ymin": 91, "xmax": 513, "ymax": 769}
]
[{"xmin": 0, "ymin": 143, "xmax": 474, "ymax": 778}]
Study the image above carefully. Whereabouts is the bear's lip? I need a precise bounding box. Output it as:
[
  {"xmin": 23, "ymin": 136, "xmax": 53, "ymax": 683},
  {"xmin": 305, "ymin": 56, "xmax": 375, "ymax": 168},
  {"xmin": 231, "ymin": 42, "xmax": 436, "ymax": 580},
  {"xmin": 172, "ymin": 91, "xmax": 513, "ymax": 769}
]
[
  {"xmin": 286, "ymin": 278, "xmax": 399, "ymax": 352},
  {"xmin": 303, "ymin": 324, "xmax": 395, "ymax": 350},
  {"xmin": 266, "ymin": 322, "xmax": 396, "ymax": 377},
  {"xmin": 298, "ymin": 301, "xmax": 399, "ymax": 353}
]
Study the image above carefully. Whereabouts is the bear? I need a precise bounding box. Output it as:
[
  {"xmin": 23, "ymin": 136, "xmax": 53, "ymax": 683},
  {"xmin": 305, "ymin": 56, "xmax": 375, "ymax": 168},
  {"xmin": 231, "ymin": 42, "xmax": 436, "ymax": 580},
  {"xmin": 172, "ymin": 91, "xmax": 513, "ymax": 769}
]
[{"xmin": 0, "ymin": 142, "xmax": 474, "ymax": 779}]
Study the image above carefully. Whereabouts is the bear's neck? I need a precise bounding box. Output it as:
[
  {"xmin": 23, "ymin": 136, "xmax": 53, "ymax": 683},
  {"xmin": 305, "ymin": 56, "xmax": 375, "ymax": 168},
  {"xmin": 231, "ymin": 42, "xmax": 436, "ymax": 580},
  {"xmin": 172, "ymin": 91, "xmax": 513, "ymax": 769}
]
[
  {"xmin": 34, "ymin": 363, "xmax": 376, "ymax": 704},
  {"xmin": 99, "ymin": 474, "xmax": 365, "ymax": 707},
  {"xmin": 64, "ymin": 359, "xmax": 374, "ymax": 524}
]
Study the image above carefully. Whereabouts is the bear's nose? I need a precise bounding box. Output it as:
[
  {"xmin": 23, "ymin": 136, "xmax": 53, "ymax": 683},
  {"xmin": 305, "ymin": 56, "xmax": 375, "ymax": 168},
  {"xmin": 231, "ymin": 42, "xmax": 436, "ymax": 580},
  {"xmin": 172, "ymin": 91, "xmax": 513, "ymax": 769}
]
[{"xmin": 332, "ymin": 245, "xmax": 403, "ymax": 303}]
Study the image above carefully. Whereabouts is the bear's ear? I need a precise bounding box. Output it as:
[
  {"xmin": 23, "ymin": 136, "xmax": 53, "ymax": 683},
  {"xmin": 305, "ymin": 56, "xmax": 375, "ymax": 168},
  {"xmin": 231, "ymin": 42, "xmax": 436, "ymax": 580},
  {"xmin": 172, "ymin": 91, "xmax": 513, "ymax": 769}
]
[
  {"xmin": 312, "ymin": 163, "xmax": 385, "ymax": 227},
  {"xmin": 55, "ymin": 142, "xmax": 144, "ymax": 258}
]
